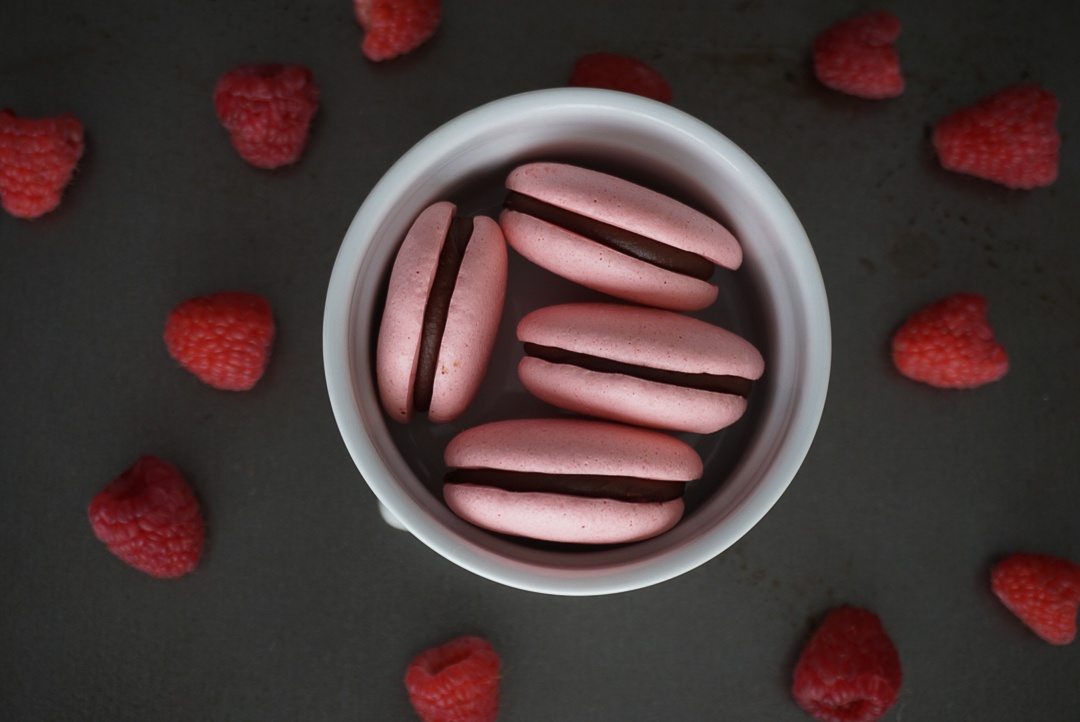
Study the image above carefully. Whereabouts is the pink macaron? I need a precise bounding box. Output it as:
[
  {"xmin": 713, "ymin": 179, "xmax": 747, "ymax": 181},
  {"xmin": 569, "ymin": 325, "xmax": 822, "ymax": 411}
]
[
  {"xmin": 443, "ymin": 417, "xmax": 702, "ymax": 544},
  {"xmin": 516, "ymin": 302, "xmax": 764, "ymax": 434},
  {"xmin": 375, "ymin": 201, "xmax": 508, "ymax": 423},
  {"xmin": 499, "ymin": 162, "xmax": 742, "ymax": 311}
]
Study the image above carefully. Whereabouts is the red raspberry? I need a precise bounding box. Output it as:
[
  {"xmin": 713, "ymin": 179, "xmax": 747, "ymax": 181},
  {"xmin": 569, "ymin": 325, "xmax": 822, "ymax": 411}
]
[
  {"xmin": 88, "ymin": 456, "xmax": 205, "ymax": 579},
  {"xmin": 992, "ymin": 553, "xmax": 1080, "ymax": 645},
  {"xmin": 792, "ymin": 606, "xmax": 902, "ymax": 722},
  {"xmin": 568, "ymin": 53, "xmax": 673, "ymax": 103},
  {"xmin": 354, "ymin": 0, "xmax": 441, "ymax": 62},
  {"xmin": 891, "ymin": 293, "xmax": 1008, "ymax": 389},
  {"xmin": 213, "ymin": 64, "xmax": 320, "ymax": 169},
  {"xmin": 0, "ymin": 109, "xmax": 85, "ymax": 219},
  {"xmin": 812, "ymin": 11, "xmax": 904, "ymax": 99},
  {"xmin": 932, "ymin": 84, "xmax": 1060, "ymax": 189},
  {"xmin": 164, "ymin": 291, "xmax": 275, "ymax": 391},
  {"xmin": 405, "ymin": 635, "xmax": 501, "ymax": 722}
]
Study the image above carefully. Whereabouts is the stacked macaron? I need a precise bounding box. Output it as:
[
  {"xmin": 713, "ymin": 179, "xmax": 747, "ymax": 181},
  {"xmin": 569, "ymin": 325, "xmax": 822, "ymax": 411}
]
[
  {"xmin": 443, "ymin": 418, "xmax": 701, "ymax": 544},
  {"xmin": 500, "ymin": 162, "xmax": 742, "ymax": 312},
  {"xmin": 374, "ymin": 162, "xmax": 763, "ymax": 545},
  {"xmin": 375, "ymin": 201, "xmax": 507, "ymax": 424},
  {"xmin": 516, "ymin": 301, "xmax": 764, "ymax": 434}
]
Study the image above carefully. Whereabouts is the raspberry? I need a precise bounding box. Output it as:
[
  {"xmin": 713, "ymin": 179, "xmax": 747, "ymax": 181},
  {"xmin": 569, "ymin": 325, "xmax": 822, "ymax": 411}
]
[
  {"xmin": 992, "ymin": 553, "xmax": 1080, "ymax": 645},
  {"xmin": 0, "ymin": 109, "xmax": 85, "ymax": 219},
  {"xmin": 213, "ymin": 64, "xmax": 320, "ymax": 169},
  {"xmin": 932, "ymin": 84, "xmax": 1060, "ymax": 189},
  {"xmin": 891, "ymin": 293, "xmax": 1008, "ymax": 389},
  {"xmin": 792, "ymin": 607, "xmax": 902, "ymax": 722},
  {"xmin": 164, "ymin": 291, "xmax": 275, "ymax": 391},
  {"xmin": 354, "ymin": 0, "xmax": 441, "ymax": 62},
  {"xmin": 812, "ymin": 11, "xmax": 904, "ymax": 99},
  {"xmin": 568, "ymin": 53, "xmax": 673, "ymax": 103},
  {"xmin": 88, "ymin": 456, "xmax": 205, "ymax": 579},
  {"xmin": 405, "ymin": 636, "xmax": 501, "ymax": 722}
]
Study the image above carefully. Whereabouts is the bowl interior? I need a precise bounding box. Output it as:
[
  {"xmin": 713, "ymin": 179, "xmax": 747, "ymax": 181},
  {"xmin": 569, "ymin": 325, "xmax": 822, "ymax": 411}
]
[{"xmin": 323, "ymin": 88, "xmax": 830, "ymax": 595}]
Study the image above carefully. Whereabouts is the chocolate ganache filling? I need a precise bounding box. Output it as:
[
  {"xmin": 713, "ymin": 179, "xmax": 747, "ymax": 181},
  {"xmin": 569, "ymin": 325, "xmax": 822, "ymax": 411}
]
[
  {"xmin": 503, "ymin": 191, "xmax": 715, "ymax": 281},
  {"xmin": 523, "ymin": 342, "xmax": 753, "ymax": 396},
  {"xmin": 413, "ymin": 215, "xmax": 474, "ymax": 412},
  {"xmin": 445, "ymin": 469, "xmax": 685, "ymax": 503}
]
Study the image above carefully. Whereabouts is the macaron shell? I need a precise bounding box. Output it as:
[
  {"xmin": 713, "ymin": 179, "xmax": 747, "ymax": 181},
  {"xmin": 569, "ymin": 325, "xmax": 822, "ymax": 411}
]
[
  {"xmin": 519, "ymin": 356, "xmax": 748, "ymax": 434},
  {"xmin": 428, "ymin": 215, "xmax": 508, "ymax": 422},
  {"xmin": 444, "ymin": 418, "xmax": 703, "ymax": 481},
  {"xmin": 506, "ymin": 161, "xmax": 742, "ymax": 270},
  {"xmin": 517, "ymin": 302, "xmax": 765, "ymax": 379},
  {"xmin": 375, "ymin": 201, "xmax": 454, "ymax": 423},
  {"xmin": 444, "ymin": 484, "xmax": 685, "ymax": 544},
  {"xmin": 501, "ymin": 210, "xmax": 718, "ymax": 312}
]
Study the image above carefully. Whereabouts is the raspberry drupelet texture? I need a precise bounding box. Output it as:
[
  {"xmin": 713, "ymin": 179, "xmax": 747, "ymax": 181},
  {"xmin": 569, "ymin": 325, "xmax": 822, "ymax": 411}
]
[
  {"xmin": 891, "ymin": 293, "xmax": 1008, "ymax": 389},
  {"xmin": 568, "ymin": 52, "xmax": 674, "ymax": 103},
  {"xmin": 792, "ymin": 606, "xmax": 902, "ymax": 722},
  {"xmin": 354, "ymin": 0, "xmax": 441, "ymax": 62},
  {"xmin": 0, "ymin": 109, "xmax": 85, "ymax": 219},
  {"xmin": 812, "ymin": 10, "xmax": 904, "ymax": 99},
  {"xmin": 164, "ymin": 291, "xmax": 275, "ymax": 391},
  {"xmin": 932, "ymin": 84, "xmax": 1060, "ymax": 189},
  {"xmin": 88, "ymin": 456, "xmax": 205, "ymax": 579},
  {"xmin": 992, "ymin": 553, "xmax": 1080, "ymax": 645},
  {"xmin": 405, "ymin": 635, "xmax": 501, "ymax": 722},
  {"xmin": 213, "ymin": 64, "xmax": 320, "ymax": 169}
]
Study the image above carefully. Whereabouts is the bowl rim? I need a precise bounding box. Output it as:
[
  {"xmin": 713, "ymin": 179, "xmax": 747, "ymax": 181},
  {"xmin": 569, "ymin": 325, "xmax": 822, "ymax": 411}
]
[{"xmin": 323, "ymin": 87, "xmax": 831, "ymax": 596}]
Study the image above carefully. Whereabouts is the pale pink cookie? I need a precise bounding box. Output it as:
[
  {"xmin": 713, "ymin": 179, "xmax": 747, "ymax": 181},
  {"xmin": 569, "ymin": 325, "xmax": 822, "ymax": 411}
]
[
  {"xmin": 516, "ymin": 302, "xmax": 764, "ymax": 433},
  {"xmin": 375, "ymin": 201, "xmax": 507, "ymax": 423},
  {"xmin": 443, "ymin": 417, "xmax": 701, "ymax": 544},
  {"xmin": 499, "ymin": 162, "xmax": 741, "ymax": 311}
]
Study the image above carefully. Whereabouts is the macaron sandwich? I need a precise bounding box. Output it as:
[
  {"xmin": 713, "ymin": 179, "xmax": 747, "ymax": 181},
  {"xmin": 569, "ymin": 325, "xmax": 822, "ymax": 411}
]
[
  {"xmin": 517, "ymin": 302, "xmax": 764, "ymax": 434},
  {"xmin": 500, "ymin": 162, "xmax": 742, "ymax": 311},
  {"xmin": 443, "ymin": 418, "xmax": 702, "ymax": 544},
  {"xmin": 375, "ymin": 201, "xmax": 507, "ymax": 423}
]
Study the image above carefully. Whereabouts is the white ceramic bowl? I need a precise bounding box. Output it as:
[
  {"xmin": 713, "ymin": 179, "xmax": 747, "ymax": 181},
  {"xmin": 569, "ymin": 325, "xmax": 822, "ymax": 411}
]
[{"xmin": 323, "ymin": 88, "xmax": 830, "ymax": 596}]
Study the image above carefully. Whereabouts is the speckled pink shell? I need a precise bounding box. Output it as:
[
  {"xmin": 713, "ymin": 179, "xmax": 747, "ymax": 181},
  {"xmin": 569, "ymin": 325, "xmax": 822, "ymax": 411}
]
[
  {"xmin": 443, "ymin": 417, "xmax": 700, "ymax": 544},
  {"xmin": 444, "ymin": 417, "xmax": 703, "ymax": 479},
  {"xmin": 500, "ymin": 162, "xmax": 742, "ymax": 311},
  {"xmin": 516, "ymin": 302, "xmax": 764, "ymax": 433},
  {"xmin": 444, "ymin": 485, "xmax": 685, "ymax": 544},
  {"xmin": 375, "ymin": 202, "xmax": 507, "ymax": 423}
]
